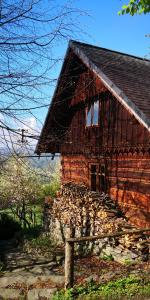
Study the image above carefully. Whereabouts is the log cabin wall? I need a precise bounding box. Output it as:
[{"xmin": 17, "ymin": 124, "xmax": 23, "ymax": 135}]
[
  {"xmin": 105, "ymin": 153, "xmax": 150, "ymax": 228},
  {"xmin": 60, "ymin": 69, "xmax": 150, "ymax": 228},
  {"xmin": 61, "ymin": 153, "xmax": 150, "ymax": 228},
  {"xmin": 61, "ymin": 155, "xmax": 89, "ymax": 186}
]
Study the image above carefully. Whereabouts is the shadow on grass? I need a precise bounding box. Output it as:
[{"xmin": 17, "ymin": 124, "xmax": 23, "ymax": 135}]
[
  {"xmin": 0, "ymin": 216, "xmax": 43, "ymax": 272},
  {"xmin": 22, "ymin": 225, "xmax": 42, "ymax": 241}
]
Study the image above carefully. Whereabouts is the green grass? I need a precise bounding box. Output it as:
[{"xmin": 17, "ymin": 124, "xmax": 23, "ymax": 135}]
[
  {"xmin": 0, "ymin": 204, "xmax": 43, "ymax": 228},
  {"xmin": 52, "ymin": 276, "xmax": 150, "ymax": 300}
]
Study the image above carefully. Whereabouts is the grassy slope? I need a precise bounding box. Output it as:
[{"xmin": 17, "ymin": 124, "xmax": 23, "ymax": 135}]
[{"xmin": 53, "ymin": 276, "xmax": 150, "ymax": 300}]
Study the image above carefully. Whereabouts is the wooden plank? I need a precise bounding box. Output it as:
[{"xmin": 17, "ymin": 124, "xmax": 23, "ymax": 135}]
[{"xmin": 66, "ymin": 228, "xmax": 150, "ymax": 243}]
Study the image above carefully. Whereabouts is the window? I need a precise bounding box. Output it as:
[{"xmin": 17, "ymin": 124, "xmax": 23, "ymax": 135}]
[
  {"xmin": 90, "ymin": 164, "xmax": 97, "ymax": 191},
  {"xmin": 90, "ymin": 163, "xmax": 107, "ymax": 192},
  {"xmin": 99, "ymin": 164, "xmax": 107, "ymax": 192},
  {"xmin": 86, "ymin": 106, "xmax": 92, "ymax": 126},
  {"xmin": 86, "ymin": 99, "xmax": 99, "ymax": 126},
  {"xmin": 93, "ymin": 102, "xmax": 99, "ymax": 125}
]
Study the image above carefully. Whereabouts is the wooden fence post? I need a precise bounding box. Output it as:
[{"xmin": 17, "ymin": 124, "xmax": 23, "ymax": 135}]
[
  {"xmin": 64, "ymin": 227, "xmax": 150, "ymax": 289},
  {"xmin": 65, "ymin": 225, "xmax": 75, "ymax": 290}
]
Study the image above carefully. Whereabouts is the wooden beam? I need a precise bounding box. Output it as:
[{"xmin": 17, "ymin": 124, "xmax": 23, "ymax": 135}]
[
  {"xmin": 64, "ymin": 226, "xmax": 75, "ymax": 289},
  {"xmin": 66, "ymin": 228, "xmax": 150, "ymax": 243}
]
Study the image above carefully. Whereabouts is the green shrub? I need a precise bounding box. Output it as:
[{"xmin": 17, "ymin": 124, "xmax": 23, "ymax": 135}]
[
  {"xmin": 52, "ymin": 276, "xmax": 150, "ymax": 300},
  {"xmin": 41, "ymin": 181, "xmax": 60, "ymax": 198},
  {"xmin": 101, "ymin": 254, "xmax": 114, "ymax": 261},
  {"xmin": 52, "ymin": 289, "xmax": 74, "ymax": 300}
]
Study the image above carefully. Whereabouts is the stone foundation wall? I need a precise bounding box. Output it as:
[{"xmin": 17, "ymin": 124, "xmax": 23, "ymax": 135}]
[{"xmin": 44, "ymin": 183, "xmax": 149, "ymax": 263}]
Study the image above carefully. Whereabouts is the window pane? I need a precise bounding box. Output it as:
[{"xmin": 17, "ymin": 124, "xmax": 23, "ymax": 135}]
[
  {"xmin": 86, "ymin": 106, "xmax": 92, "ymax": 126},
  {"xmin": 93, "ymin": 101, "xmax": 99, "ymax": 125},
  {"xmin": 91, "ymin": 164, "xmax": 97, "ymax": 173},
  {"xmin": 99, "ymin": 175, "xmax": 106, "ymax": 192},
  {"xmin": 91, "ymin": 173, "xmax": 97, "ymax": 191},
  {"xmin": 100, "ymin": 165, "xmax": 105, "ymax": 174}
]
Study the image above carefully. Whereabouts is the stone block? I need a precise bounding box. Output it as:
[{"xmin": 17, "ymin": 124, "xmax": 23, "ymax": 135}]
[
  {"xmin": 0, "ymin": 288, "xmax": 24, "ymax": 299},
  {"xmin": 27, "ymin": 288, "xmax": 57, "ymax": 300}
]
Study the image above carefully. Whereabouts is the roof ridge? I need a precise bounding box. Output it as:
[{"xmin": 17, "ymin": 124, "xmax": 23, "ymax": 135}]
[{"xmin": 70, "ymin": 40, "xmax": 150, "ymax": 63}]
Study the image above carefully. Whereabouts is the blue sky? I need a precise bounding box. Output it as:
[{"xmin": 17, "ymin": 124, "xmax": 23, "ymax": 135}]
[
  {"xmin": 74, "ymin": 0, "xmax": 150, "ymax": 58},
  {"xmin": 52, "ymin": 0, "xmax": 150, "ymax": 59},
  {"xmin": 50, "ymin": 0, "xmax": 150, "ymax": 100},
  {"xmin": 39, "ymin": 0, "xmax": 149, "ymax": 123}
]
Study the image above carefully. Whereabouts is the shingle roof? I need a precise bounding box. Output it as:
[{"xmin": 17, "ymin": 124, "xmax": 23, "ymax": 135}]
[{"xmin": 70, "ymin": 40, "xmax": 150, "ymax": 130}]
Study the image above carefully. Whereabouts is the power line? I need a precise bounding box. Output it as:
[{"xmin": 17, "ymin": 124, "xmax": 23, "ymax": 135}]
[
  {"xmin": 18, "ymin": 154, "xmax": 60, "ymax": 158},
  {"xmin": 0, "ymin": 103, "xmax": 50, "ymax": 111}
]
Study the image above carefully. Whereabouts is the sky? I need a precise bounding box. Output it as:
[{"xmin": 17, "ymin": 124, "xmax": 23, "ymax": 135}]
[
  {"xmin": 52, "ymin": 0, "xmax": 150, "ymax": 62},
  {"xmin": 74, "ymin": 0, "xmax": 150, "ymax": 58},
  {"xmin": 39, "ymin": 0, "xmax": 150, "ymax": 125}
]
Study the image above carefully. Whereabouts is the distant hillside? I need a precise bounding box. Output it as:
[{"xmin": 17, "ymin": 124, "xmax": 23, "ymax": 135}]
[{"xmin": 29, "ymin": 155, "xmax": 60, "ymax": 170}]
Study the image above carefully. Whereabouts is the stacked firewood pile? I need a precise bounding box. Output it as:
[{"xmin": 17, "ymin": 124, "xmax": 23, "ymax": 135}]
[
  {"xmin": 45, "ymin": 183, "xmax": 149, "ymax": 262},
  {"xmin": 52, "ymin": 183, "xmax": 126, "ymax": 232}
]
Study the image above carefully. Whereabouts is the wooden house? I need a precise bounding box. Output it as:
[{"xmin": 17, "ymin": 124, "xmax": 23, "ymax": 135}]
[{"xmin": 36, "ymin": 40, "xmax": 150, "ymax": 228}]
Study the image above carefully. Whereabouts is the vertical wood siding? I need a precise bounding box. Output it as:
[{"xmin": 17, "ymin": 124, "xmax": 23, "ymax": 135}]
[{"xmin": 61, "ymin": 70, "xmax": 150, "ymax": 155}]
